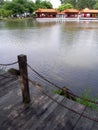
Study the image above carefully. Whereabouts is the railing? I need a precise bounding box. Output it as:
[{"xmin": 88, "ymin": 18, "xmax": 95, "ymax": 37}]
[
  {"xmin": 0, "ymin": 54, "xmax": 98, "ymax": 104},
  {"xmin": 0, "ymin": 54, "xmax": 98, "ymax": 123}
]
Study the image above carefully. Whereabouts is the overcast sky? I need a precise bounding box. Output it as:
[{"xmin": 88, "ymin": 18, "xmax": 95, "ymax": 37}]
[
  {"xmin": 33, "ymin": 0, "xmax": 61, "ymax": 8},
  {"xmin": 50, "ymin": 0, "xmax": 61, "ymax": 8}
]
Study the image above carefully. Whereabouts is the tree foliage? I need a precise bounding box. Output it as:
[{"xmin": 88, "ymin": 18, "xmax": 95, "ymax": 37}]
[
  {"xmin": 34, "ymin": 0, "xmax": 52, "ymax": 10},
  {"xmin": 57, "ymin": 3, "xmax": 73, "ymax": 12},
  {"xmin": 76, "ymin": 0, "xmax": 96, "ymax": 9},
  {"xmin": 94, "ymin": 2, "xmax": 98, "ymax": 9},
  {"xmin": 59, "ymin": 0, "xmax": 97, "ymax": 9},
  {"xmin": 0, "ymin": 0, "xmax": 53, "ymax": 17}
]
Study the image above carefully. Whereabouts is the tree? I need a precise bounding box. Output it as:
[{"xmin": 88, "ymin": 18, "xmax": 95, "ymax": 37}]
[
  {"xmin": 60, "ymin": 0, "xmax": 76, "ymax": 7},
  {"xmin": 76, "ymin": 0, "xmax": 96, "ymax": 9},
  {"xmin": 94, "ymin": 2, "xmax": 98, "ymax": 9},
  {"xmin": 57, "ymin": 3, "xmax": 73, "ymax": 12},
  {"xmin": 34, "ymin": 0, "xmax": 53, "ymax": 10},
  {"xmin": 2, "ymin": 1, "xmax": 25, "ymax": 15},
  {"xmin": 60, "ymin": 0, "xmax": 65, "ymax": 4},
  {"xmin": 0, "ymin": 8, "xmax": 13, "ymax": 17},
  {"xmin": 60, "ymin": 0, "xmax": 96, "ymax": 9},
  {"xmin": 41, "ymin": 0, "xmax": 53, "ymax": 9},
  {"xmin": 0, "ymin": 0, "xmax": 4, "ymax": 5},
  {"xmin": 1, "ymin": 0, "xmax": 35, "ymax": 17},
  {"xmin": 0, "ymin": 0, "xmax": 4, "ymax": 8},
  {"xmin": 0, "ymin": 0, "xmax": 53, "ymax": 17}
]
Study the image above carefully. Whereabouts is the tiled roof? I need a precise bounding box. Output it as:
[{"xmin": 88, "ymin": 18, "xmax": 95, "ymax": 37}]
[
  {"xmin": 36, "ymin": 8, "xmax": 58, "ymax": 13},
  {"xmin": 81, "ymin": 8, "xmax": 98, "ymax": 13},
  {"xmin": 62, "ymin": 9, "xmax": 79, "ymax": 13},
  {"xmin": 57, "ymin": 12, "xmax": 65, "ymax": 14}
]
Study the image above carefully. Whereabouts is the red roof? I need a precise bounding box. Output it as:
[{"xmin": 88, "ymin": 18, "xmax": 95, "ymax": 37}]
[
  {"xmin": 36, "ymin": 9, "xmax": 58, "ymax": 13},
  {"xmin": 80, "ymin": 8, "xmax": 98, "ymax": 13},
  {"xmin": 62, "ymin": 9, "xmax": 79, "ymax": 13}
]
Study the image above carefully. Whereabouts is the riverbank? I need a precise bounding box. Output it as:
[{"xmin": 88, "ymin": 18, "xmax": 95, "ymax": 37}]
[{"xmin": 0, "ymin": 17, "xmax": 35, "ymax": 22}]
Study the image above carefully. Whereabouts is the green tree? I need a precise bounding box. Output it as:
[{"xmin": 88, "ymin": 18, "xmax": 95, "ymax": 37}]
[
  {"xmin": 2, "ymin": 1, "xmax": 25, "ymax": 15},
  {"xmin": 76, "ymin": 0, "xmax": 96, "ymax": 9},
  {"xmin": 0, "ymin": 0, "xmax": 4, "ymax": 8},
  {"xmin": 0, "ymin": 0, "xmax": 4, "ymax": 5},
  {"xmin": 12, "ymin": 0, "xmax": 35, "ymax": 13},
  {"xmin": 0, "ymin": 8, "xmax": 13, "ymax": 17},
  {"xmin": 1, "ymin": 0, "xmax": 35, "ymax": 17},
  {"xmin": 35, "ymin": 0, "xmax": 53, "ymax": 10},
  {"xmin": 41, "ymin": 0, "xmax": 53, "ymax": 9},
  {"xmin": 94, "ymin": 2, "xmax": 98, "ymax": 9},
  {"xmin": 60, "ymin": 0, "xmax": 96, "ymax": 9},
  {"xmin": 0, "ymin": 0, "xmax": 53, "ymax": 17},
  {"xmin": 57, "ymin": 3, "xmax": 73, "ymax": 12},
  {"xmin": 60, "ymin": 0, "xmax": 76, "ymax": 7},
  {"xmin": 60, "ymin": 0, "xmax": 65, "ymax": 4}
]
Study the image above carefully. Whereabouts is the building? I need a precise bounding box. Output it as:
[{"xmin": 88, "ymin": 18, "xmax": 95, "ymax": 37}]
[
  {"xmin": 35, "ymin": 9, "xmax": 58, "ymax": 18},
  {"xmin": 80, "ymin": 8, "xmax": 98, "ymax": 18},
  {"xmin": 62, "ymin": 9, "xmax": 79, "ymax": 18}
]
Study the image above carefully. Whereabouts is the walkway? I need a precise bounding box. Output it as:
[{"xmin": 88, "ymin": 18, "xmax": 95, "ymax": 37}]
[{"xmin": 0, "ymin": 71, "xmax": 98, "ymax": 130}]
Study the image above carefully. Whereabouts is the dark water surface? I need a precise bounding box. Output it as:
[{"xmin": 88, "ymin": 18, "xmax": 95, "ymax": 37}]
[{"xmin": 0, "ymin": 19, "xmax": 98, "ymax": 96}]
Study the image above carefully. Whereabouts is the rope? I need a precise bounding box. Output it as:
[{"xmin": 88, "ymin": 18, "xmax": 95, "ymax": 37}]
[
  {"xmin": 0, "ymin": 61, "xmax": 18, "ymax": 66},
  {"xmin": 27, "ymin": 64, "xmax": 61, "ymax": 88},
  {"xmin": 27, "ymin": 63, "xmax": 98, "ymax": 105},
  {"xmin": 29, "ymin": 78, "xmax": 98, "ymax": 123}
]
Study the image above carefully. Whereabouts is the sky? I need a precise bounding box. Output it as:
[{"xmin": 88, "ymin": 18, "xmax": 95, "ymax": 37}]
[
  {"xmin": 33, "ymin": 0, "xmax": 61, "ymax": 8},
  {"xmin": 50, "ymin": 0, "xmax": 61, "ymax": 8}
]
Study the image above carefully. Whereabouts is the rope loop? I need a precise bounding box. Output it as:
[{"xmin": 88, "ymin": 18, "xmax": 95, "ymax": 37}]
[{"xmin": 0, "ymin": 61, "xmax": 18, "ymax": 66}]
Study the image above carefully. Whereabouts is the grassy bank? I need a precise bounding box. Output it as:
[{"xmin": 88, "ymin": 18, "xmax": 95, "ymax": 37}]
[
  {"xmin": 0, "ymin": 17, "xmax": 35, "ymax": 22},
  {"xmin": 55, "ymin": 88, "xmax": 98, "ymax": 111}
]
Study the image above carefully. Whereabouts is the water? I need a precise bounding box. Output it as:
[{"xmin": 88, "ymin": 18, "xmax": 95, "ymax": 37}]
[{"xmin": 0, "ymin": 19, "xmax": 98, "ymax": 96}]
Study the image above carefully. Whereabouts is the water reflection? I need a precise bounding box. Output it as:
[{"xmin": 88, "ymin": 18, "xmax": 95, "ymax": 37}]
[{"xmin": 0, "ymin": 20, "xmax": 98, "ymax": 96}]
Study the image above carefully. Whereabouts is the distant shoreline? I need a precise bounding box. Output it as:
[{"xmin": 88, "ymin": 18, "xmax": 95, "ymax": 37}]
[{"xmin": 0, "ymin": 17, "xmax": 35, "ymax": 22}]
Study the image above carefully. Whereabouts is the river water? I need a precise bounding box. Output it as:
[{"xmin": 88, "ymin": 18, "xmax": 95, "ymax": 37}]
[{"xmin": 0, "ymin": 19, "xmax": 98, "ymax": 96}]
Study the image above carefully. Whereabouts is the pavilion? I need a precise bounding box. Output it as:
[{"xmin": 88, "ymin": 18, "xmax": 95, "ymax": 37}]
[
  {"xmin": 62, "ymin": 9, "xmax": 79, "ymax": 18},
  {"xmin": 35, "ymin": 9, "xmax": 58, "ymax": 18},
  {"xmin": 80, "ymin": 8, "xmax": 98, "ymax": 18}
]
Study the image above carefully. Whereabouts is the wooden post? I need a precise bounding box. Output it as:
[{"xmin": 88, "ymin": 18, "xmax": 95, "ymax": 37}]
[{"xmin": 18, "ymin": 54, "xmax": 30, "ymax": 103}]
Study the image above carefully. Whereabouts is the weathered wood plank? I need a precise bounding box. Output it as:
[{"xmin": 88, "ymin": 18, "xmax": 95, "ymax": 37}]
[
  {"xmin": 19, "ymin": 94, "xmax": 64, "ymax": 130},
  {"xmin": 0, "ymin": 82, "xmax": 51, "ymax": 129},
  {"xmin": 73, "ymin": 107, "xmax": 98, "ymax": 130},
  {"xmin": 0, "ymin": 82, "xmax": 21, "ymax": 107},
  {"xmin": 0, "ymin": 79, "xmax": 19, "ymax": 97},
  {"xmin": 0, "ymin": 92, "xmax": 58, "ymax": 130},
  {"xmin": 34, "ymin": 98, "xmax": 67, "ymax": 130},
  {"xmin": 0, "ymin": 76, "xmax": 17, "ymax": 86},
  {"xmin": 53, "ymin": 98, "xmax": 86, "ymax": 130},
  {"xmin": 29, "ymin": 95, "xmax": 65, "ymax": 130}
]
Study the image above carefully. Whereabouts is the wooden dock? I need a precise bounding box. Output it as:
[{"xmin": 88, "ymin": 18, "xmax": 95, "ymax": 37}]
[{"xmin": 0, "ymin": 71, "xmax": 98, "ymax": 130}]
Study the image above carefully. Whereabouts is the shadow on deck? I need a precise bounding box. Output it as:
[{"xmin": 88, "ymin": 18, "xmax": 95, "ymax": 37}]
[{"xmin": 0, "ymin": 72, "xmax": 98, "ymax": 130}]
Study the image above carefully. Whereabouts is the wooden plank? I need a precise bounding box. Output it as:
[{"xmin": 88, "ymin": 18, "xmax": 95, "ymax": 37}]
[
  {"xmin": 34, "ymin": 97, "xmax": 67, "ymax": 130},
  {"xmin": 73, "ymin": 107, "xmax": 98, "ymax": 130},
  {"xmin": 0, "ymin": 77, "xmax": 17, "ymax": 86},
  {"xmin": 0, "ymin": 82, "xmax": 21, "ymax": 107},
  {"xmin": 0, "ymin": 79, "xmax": 20, "ymax": 97},
  {"xmin": 0, "ymin": 93, "xmax": 59, "ymax": 130},
  {"xmin": 91, "ymin": 111, "xmax": 98, "ymax": 129},
  {"xmin": 19, "ymin": 94, "xmax": 64, "ymax": 130},
  {"xmin": 0, "ymin": 82, "xmax": 22, "ymax": 125},
  {"xmin": 29, "ymin": 94, "xmax": 65, "ymax": 130},
  {"xmin": 0, "ymin": 82, "xmax": 49, "ymax": 128},
  {"xmin": 53, "ymin": 98, "xmax": 85, "ymax": 130}
]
